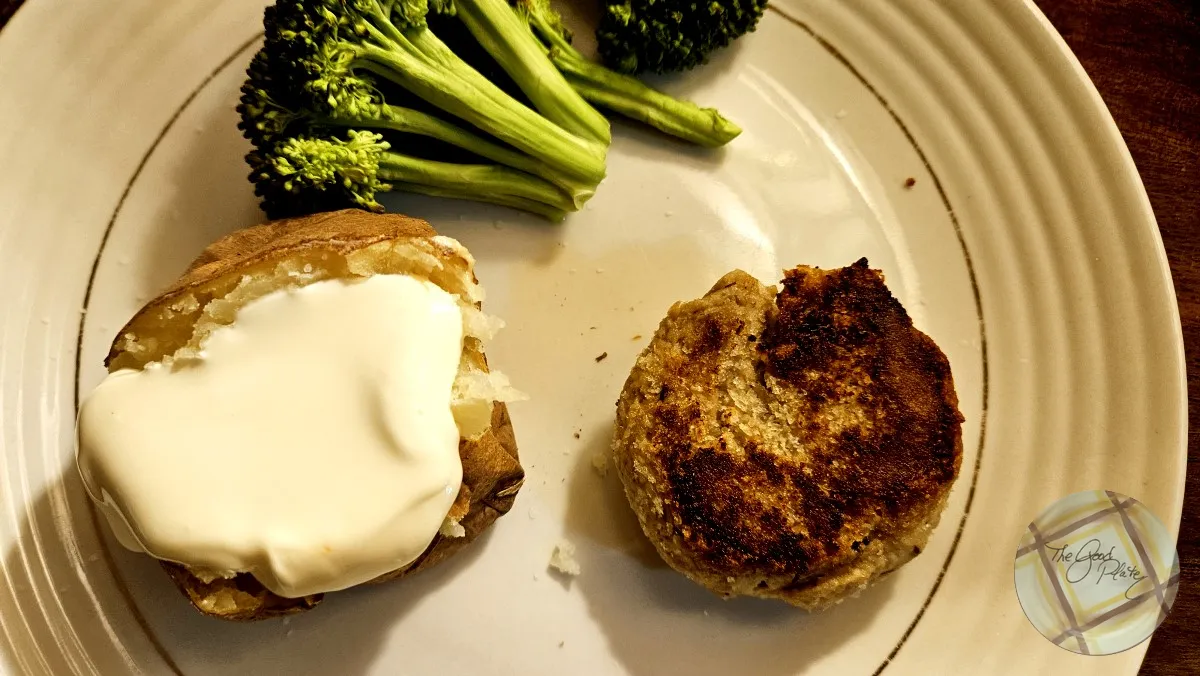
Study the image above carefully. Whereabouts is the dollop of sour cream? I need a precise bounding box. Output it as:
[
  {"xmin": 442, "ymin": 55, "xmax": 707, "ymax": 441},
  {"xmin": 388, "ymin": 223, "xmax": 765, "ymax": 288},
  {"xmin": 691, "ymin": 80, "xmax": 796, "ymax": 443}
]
[{"xmin": 77, "ymin": 275, "xmax": 465, "ymax": 598}]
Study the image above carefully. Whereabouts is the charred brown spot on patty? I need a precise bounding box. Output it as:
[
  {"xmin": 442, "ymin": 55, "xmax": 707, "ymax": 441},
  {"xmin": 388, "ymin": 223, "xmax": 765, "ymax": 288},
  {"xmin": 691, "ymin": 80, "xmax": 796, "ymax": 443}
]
[
  {"xmin": 760, "ymin": 259, "xmax": 963, "ymax": 510},
  {"xmin": 647, "ymin": 262, "xmax": 961, "ymax": 584},
  {"xmin": 613, "ymin": 264, "xmax": 963, "ymax": 607}
]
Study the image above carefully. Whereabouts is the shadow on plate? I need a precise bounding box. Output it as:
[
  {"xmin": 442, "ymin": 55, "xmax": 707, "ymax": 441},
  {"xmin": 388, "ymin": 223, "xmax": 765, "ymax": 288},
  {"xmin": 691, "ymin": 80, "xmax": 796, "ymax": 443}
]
[
  {"xmin": 564, "ymin": 422, "xmax": 895, "ymax": 676},
  {"xmin": 129, "ymin": 121, "xmax": 566, "ymax": 284},
  {"xmin": 0, "ymin": 462, "xmax": 492, "ymax": 676}
]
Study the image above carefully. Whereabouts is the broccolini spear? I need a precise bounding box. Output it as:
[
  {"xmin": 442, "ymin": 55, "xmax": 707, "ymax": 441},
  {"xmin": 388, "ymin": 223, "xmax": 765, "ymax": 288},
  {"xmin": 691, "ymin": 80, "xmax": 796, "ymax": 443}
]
[
  {"xmin": 239, "ymin": 49, "xmax": 595, "ymax": 204},
  {"xmin": 510, "ymin": 0, "xmax": 741, "ymax": 147},
  {"xmin": 249, "ymin": 131, "xmax": 573, "ymax": 220},
  {"xmin": 239, "ymin": 0, "xmax": 744, "ymax": 220},
  {"xmin": 248, "ymin": 0, "xmax": 608, "ymax": 185},
  {"xmin": 436, "ymin": 0, "xmax": 612, "ymax": 144}
]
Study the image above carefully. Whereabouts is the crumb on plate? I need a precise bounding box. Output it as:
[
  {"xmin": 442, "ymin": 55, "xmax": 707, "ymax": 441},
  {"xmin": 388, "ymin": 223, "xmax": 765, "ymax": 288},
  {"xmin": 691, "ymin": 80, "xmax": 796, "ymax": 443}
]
[
  {"xmin": 549, "ymin": 541, "xmax": 581, "ymax": 576},
  {"xmin": 591, "ymin": 452, "xmax": 609, "ymax": 477}
]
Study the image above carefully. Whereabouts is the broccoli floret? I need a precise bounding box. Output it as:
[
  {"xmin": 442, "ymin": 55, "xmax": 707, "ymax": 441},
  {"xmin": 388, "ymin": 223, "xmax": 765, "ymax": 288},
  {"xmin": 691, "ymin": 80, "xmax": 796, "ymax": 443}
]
[
  {"xmin": 250, "ymin": 130, "xmax": 572, "ymax": 220},
  {"xmin": 513, "ymin": 0, "xmax": 741, "ymax": 147},
  {"xmin": 238, "ymin": 44, "xmax": 594, "ymax": 204},
  {"xmin": 596, "ymin": 0, "xmax": 767, "ymax": 74},
  {"xmin": 241, "ymin": 0, "xmax": 744, "ymax": 220},
  {"xmin": 240, "ymin": 0, "xmax": 608, "ymax": 219}
]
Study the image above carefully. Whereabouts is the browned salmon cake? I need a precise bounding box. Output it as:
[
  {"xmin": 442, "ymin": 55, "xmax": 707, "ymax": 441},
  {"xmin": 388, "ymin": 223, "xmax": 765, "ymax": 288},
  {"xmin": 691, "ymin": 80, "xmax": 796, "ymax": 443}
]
[{"xmin": 612, "ymin": 260, "xmax": 964, "ymax": 609}]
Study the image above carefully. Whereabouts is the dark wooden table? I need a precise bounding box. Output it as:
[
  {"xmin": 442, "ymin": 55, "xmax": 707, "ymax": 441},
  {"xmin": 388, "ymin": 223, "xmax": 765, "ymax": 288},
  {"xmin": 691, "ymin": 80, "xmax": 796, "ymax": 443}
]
[
  {"xmin": 1031, "ymin": 2, "xmax": 1200, "ymax": 673},
  {"xmin": 0, "ymin": 0, "xmax": 1195, "ymax": 673}
]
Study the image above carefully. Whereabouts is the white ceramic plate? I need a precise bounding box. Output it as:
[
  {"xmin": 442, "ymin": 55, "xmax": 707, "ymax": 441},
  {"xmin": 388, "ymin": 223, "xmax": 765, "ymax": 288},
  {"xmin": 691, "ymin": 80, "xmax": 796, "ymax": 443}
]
[{"xmin": 0, "ymin": 1, "xmax": 1186, "ymax": 674}]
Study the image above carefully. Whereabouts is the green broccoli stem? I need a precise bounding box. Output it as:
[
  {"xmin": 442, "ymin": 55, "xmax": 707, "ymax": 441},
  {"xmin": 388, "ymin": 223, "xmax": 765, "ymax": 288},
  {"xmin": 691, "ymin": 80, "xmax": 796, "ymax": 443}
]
[
  {"xmin": 451, "ymin": 0, "xmax": 611, "ymax": 145},
  {"xmin": 406, "ymin": 28, "xmax": 608, "ymax": 170},
  {"xmin": 333, "ymin": 103, "xmax": 594, "ymax": 206},
  {"xmin": 351, "ymin": 41, "xmax": 607, "ymax": 186},
  {"xmin": 407, "ymin": 30, "xmax": 534, "ymax": 110},
  {"xmin": 517, "ymin": 5, "xmax": 741, "ymax": 147},
  {"xmin": 388, "ymin": 181, "xmax": 567, "ymax": 221},
  {"xmin": 377, "ymin": 152, "xmax": 576, "ymax": 215},
  {"xmin": 553, "ymin": 55, "xmax": 742, "ymax": 147}
]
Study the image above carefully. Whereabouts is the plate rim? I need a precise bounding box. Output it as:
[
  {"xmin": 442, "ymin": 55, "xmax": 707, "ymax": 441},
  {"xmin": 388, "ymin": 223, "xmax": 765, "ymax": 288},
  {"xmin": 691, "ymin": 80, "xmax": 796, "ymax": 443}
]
[{"xmin": 0, "ymin": 0, "xmax": 1186, "ymax": 673}]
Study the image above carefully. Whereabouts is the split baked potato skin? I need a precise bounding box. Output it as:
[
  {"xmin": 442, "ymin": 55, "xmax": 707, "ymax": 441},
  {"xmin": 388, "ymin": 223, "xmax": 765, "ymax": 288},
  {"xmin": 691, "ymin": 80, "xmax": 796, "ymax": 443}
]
[{"xmin": 102, "ymin": 210, "xmax": 523, "ymax": 620}]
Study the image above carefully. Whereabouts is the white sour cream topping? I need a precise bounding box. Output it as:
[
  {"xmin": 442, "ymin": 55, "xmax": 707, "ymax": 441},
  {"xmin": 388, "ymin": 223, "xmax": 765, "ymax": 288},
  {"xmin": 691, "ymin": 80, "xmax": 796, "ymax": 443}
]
[{"xmin": 77, "ymin": 275, "xmax": 465, "ymax": 598}]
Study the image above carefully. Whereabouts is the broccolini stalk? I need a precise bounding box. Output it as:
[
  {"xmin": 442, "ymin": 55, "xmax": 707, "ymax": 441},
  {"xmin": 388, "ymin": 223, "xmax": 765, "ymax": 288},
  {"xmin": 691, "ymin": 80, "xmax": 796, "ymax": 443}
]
[
  {"xmin": 553, "ymin": 58, "xmax": 741, "ymax": 147},
  {"xmin": 513, "ymin": 0, "xmax": 741, "ymax": 147},
  {"xmin": 388, "ymin": 0, "xmax": 608, "ymax": 147},
  {"xmin": 251, "ymin": 131, "xmax": 573, "ymax": 220},
  {"xmin": 239, "ymin": 56, "xmax": 595, "ymax": 206},
  {"xmin": 451, "ymin": 0, "xmax": 611, "ymax": 144},
  {"xmin": 389, "ymin": 182, "xmax": 567, "ymax": 220},
  {"xmin": 267, "ymin": 0, "xmax": 607, "ymax": 185}
]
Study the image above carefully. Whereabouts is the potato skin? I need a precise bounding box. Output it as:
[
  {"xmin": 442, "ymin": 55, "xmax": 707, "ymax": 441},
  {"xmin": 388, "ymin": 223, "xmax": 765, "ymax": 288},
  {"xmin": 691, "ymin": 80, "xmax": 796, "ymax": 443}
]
[{"xmin": 105, "ymin": 210, "xmax": 524, "ymax": 620}]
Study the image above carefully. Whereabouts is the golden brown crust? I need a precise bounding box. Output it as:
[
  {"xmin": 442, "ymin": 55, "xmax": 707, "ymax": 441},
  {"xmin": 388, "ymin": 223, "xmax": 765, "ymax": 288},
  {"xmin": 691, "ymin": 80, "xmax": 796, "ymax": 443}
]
[
  {"xmin": 612, "ymin": 261, "xmax": 963, "ymax": 609},
  {"xmin": 105, "ymin": 209, "xmax": 523, "ymax": 620},
  {"xmin": 105, "ymin": 210, "xmax": 444, "ymax": 368}
]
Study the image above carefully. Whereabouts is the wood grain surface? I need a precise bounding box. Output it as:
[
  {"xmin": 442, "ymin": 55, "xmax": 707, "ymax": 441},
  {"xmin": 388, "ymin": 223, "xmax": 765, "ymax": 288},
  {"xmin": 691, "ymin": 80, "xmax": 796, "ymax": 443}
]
[
  {"xmin": 1032, "ymin": 2, "xmax": 1199, "ymax": 673},
  {"xmin": 0, "ymin": 0, "xmax": 1195, "ymax": 673}
]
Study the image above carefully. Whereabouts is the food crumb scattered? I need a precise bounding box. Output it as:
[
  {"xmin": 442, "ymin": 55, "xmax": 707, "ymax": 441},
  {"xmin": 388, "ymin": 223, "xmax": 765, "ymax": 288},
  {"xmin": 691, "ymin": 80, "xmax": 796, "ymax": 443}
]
[
  {"xmin": 595, "ymin": 352, "xmax": 608, "ymax": 362},
  {"xmin": 573, "ymin": 431, "xmax": 581, "ymax": 439},
  {"xmin": 632, "ymin": 334, "xmax": 642, "ymax": 340},
  {"xmin": 528, "ymin": 507, "xmax": 536, "ymax": 520},
  {"xmin": 835, "ymin": 109, "xmax": 848, "ymax": 119},
  {"xmin": 904, "ymin": 177, "xmax": 916, "ymax": 189},
  {"xmin": 549, "ymin": 541, "xmax": 581, "ymax": 576},
  {"xmin": 589, "ymin": 326, "xmax": 597, "ymax": 330},
  {"xmin": 664, "ymin": 211, "xmax": 674, "ymax": 217},
  {"xmin": 558, "ymin": 641, "xmax": 565, "ymax": 648},
  {"xmin": 592, "ymin": 452, "xmax": 609, "ymax": 477},
  {"xmin": 596, "ymin": 268, "xmax": 605, "ymax": 274}
]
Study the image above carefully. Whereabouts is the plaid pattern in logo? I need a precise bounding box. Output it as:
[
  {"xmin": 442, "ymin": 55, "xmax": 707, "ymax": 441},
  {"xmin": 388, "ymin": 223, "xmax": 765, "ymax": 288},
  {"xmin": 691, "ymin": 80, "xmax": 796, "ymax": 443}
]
[{"xmin": 1014, "ymin": 490, "xmax": 1179, "ymax": 655}]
